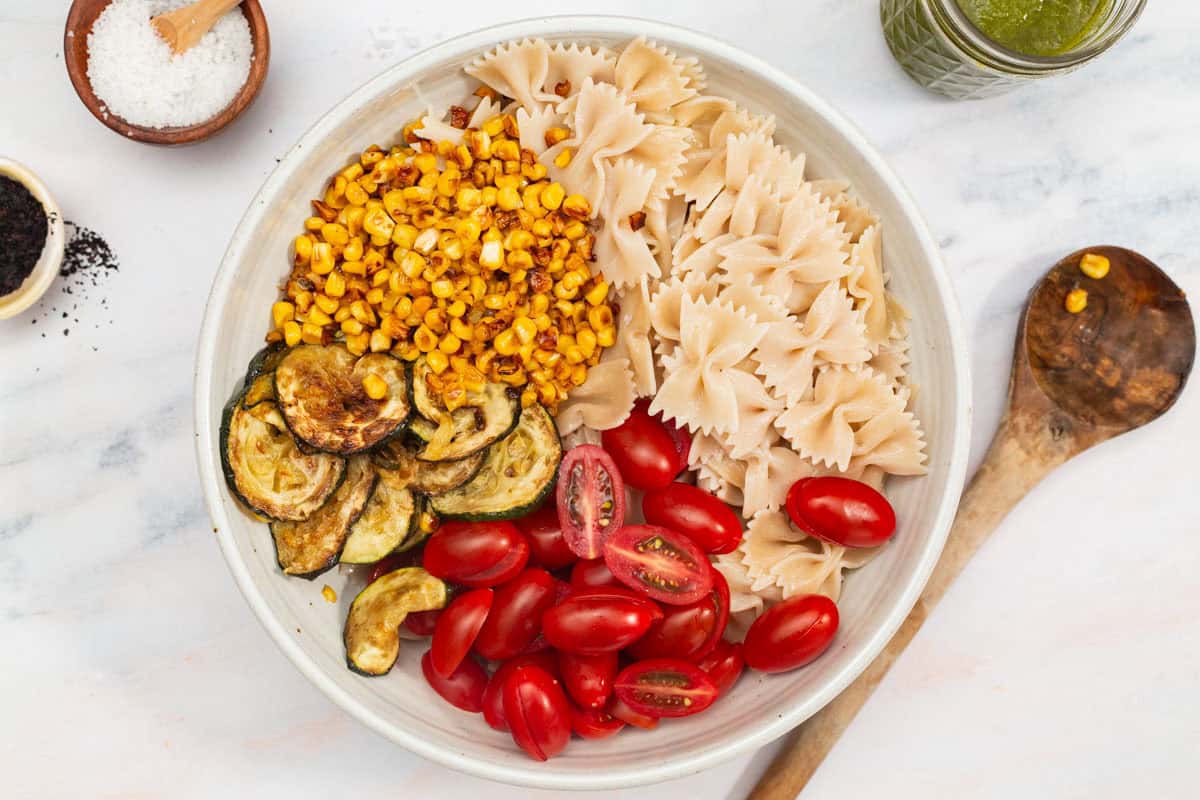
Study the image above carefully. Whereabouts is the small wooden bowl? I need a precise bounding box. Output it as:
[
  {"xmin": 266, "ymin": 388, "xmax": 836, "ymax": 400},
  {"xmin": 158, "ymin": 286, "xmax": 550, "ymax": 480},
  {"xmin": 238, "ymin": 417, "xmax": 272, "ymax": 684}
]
[{"xmin": 63, "ymin": 0, "xmax": 270, "ymax": 145}]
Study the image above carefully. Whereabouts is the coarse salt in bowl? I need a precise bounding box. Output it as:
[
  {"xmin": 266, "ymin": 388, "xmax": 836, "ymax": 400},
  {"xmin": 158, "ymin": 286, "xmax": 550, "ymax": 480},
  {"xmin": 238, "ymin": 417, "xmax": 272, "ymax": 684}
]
[{"xmin": 194, "ymin": 16, "xmax": 971, "ymax": 790}]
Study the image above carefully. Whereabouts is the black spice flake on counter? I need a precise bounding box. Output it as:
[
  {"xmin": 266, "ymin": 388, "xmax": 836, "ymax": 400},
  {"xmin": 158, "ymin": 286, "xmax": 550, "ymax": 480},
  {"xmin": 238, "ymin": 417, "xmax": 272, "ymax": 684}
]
[
  {"xmin": 0, "ymin": 176, "xmax": 50, "ymax": 297},
  {"xmin": 28, "ymin": 221, "xmax": 119, "ymax": 339}
]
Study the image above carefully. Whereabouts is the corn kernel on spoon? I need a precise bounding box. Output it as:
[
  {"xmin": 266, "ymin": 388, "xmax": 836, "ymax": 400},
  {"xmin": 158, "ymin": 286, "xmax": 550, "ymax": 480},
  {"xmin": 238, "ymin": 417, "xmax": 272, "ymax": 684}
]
[
  {"xmin": 150, "ymin": 0, "xmax": 242, "ymax": 55},
  {"xmin": 750, "ymin": 246, "xmax": 1195, "ymax": 800}
]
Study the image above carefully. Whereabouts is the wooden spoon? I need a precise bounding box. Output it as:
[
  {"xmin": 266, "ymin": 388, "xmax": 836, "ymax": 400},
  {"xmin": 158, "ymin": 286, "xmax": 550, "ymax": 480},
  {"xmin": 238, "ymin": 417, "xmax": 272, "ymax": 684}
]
[
  {"xmin": 749, "ymin": 246, "xmax": 1194, "ymax": 800},
  {"xmin": 151, "ymin": 0, "xmax": 243, "ymax": 54}
]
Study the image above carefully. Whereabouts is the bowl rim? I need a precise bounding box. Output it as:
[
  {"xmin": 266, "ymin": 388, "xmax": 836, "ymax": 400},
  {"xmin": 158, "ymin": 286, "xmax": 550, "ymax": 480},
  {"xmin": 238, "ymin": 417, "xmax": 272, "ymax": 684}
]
[
  {"xmin": 0, "ymin": 158, "xmax": 67, "ymax": 319},
  {"xmin": 193, "ymin": 14, "xmax": 972, "ymax": 789}
]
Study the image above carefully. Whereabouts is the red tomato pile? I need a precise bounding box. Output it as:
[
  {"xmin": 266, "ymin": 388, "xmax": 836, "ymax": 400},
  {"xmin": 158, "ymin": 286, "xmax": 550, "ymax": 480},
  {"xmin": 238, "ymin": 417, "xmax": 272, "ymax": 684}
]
[{"xmin": 366, "ymin": 405, "xmax": 900, "ymax": 761}]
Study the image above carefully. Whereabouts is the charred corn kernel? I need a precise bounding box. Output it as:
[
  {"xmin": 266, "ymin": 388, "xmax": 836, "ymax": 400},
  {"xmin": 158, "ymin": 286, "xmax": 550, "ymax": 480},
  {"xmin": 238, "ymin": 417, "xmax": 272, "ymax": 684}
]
[
  {"xmin": 497, "ymin": 186, "xmax": 522, "ymax": 211},
  {"xmin": 393, "ymin": 297, "xmax": 414, "ymax": 320},
  {"xmin": 334, "ymin": 306, "xmax": 353, "ymax": 323},
  {"xmin": 294, "ymin": 235, "xmax": 314, "ymax": 264},
  {"xmin": 431, "ymin": 278, "xmax": 454, "ymax": 299},
  {"xmin": 520, "ymin": 388, "xmax": 538, "ymax": 409},
  {"xmin": 480, "ymin": 186, "xmax": 498, "ymax": 207},
  {"xmin": 397, "ymin": 343, "xmax": 421, "ymax": 361},
  {"xmin": 563, "ymin": 345, "xmax": 586, "ymax": 365},
  {"xmin": 576, "ymin": 329, "xmax": 597, "ymax": 359},
  {"xmin": 493, "ymin": 139, "xmax": 520, "ymax": 162},
  {"xmin": 506, "ymin": 251, "xmax": 533, "ymax": 272},
  {"xmin": 401, "ymin": 251, "xmax": 426, "ymax": 278},
  {"xmin": 1080, "ymin": 252, "xmax": 1110, "ymax": 279},
  {"xmin": 283, "ymin": 320, "xmax": 302, "ymax": 347},
  {"xmin": 321, "ymin": 584, "xmax": 338, "ymax": 604},
  {"xmin": 562, "ymin": 194, "xmax": 590, "ymax": 219},
  {"xmin": 588, "ymin": 305, "xmax": 613, "ymax": 330},
  {"xmin": 362, "ymin": 373, "xmax": 389, "ymax": 400},
  {"xmin": 561, "ymin": 271, "xmax": 585, "ymax": 292},
  {"xmin": 372, "ymin": 268, "xmax": 392, "ymax": 288},
  {"xmin": 494, "ymin": 173, "xmax": 522, "ymax": 191},
  {"xmin": 294, "ymin": 291, "xmax": 313, "ymax": 313},
  {"xmin": 341, "ymin": 318, "xmax": 364, "ymax": 336},
  {"xmin": 468, "ymin": 130, "xmax": 492, "ymax": 160},
  {"xmin": 457, "ymin": 218, "xmax": 482, "ymax": 244},
  {"xmin": 369, "ymin": 329, "xmax": 392, "ymax": 352},
  {"xmin": 380, "ymin": 314, "xmax": 407, "ymax": 339},
  {"xmin": 554, "ymin": 282, "xmax": 578, "ymax": 301},
  {"xmin": 366, "ymin": 287, "xmax": 385, "ymax": 306},
  {"xmin": 403, "ymin": 185, "xmax": 434, "ymax": 204},
  {"xmin": 343, "ymin": 239, "xmax": 364, "ymax": 263},
  {"xmin": 272, "ymin": 301, "xmax": 295, "ymax": 329},
  {"xmin": 363, "ymin": 209, "xmax": 395, "ymax": 239},
  {"xmin": 301, "ymin": 322, "xmax": 324, "ymax": 345},
  {"xmin": 480, "ymin": 240, "xmax": 505, "ymax": 269},
  {"xmin": 413, "ymin": 152, "xmax": 438, "ymax": 174},
  {"xmin": 553, "ymin": 149, "xmax": 573, "ymax": 169},
  {"xmin": 392, "ymin": 224, "xmax": 418, "ymax": 249},
  {"xmin": 344, "ymin": 182, "xmax": 369, "ymax": 207},
  {"xmin": 351, "ymin": 301, "xmax": 376, "ymax": 326},
  {"xmin": 441, "ymin": 237, "xmax": 465, "ymax": 261},
  {"xmin": 446, "ymin": 299, "xmax": 467, "ymax": 319},
  {"xmin": 307, "ymin": 305, "xmax": 334, "ymax": 327},
  {"xmin": 563, "ymin": 221, "xmax": 587, "ymax": 241},
  {"xmin": 512, "ymin": 317, "xmax": 538, "ymax": 344},
  {"xmin": 596, "ymin": 326, "xmax": 615, "ymax": 348},
  {"xmin": 524, "ymin": 163, "xmax": 549, "ymax": 182},
  {"xmin": 482, "ymin": 115, "xmax": 506, "ymax": 137},
  {"xmin": 570, "ymin": 364, "xmax": 588, "ymax": 387},
  {"xmin": 494, "ymin": 329, "xmax": 520, "ymax": 356},
  {"xmin": 541, "ymin": 182, "xmax": 565, "ymax": 211},
  {"xmin": 456, "ymin": 186, "xmax": 482, "ymax": 211},
  {"xmin": 414, "ymin": 228, "xmax": 439, "ymax": 254},
  {"xmin": 321, "ymin": 223, "xmax": 349, "ymax": 246},
  {"xmin": 311, "ymin": 242, "xmax": 335, "ymax": 275},
  {"xmin": 584, "ymin": 283, "xmax": 610, "ymax": 310},
  {"xmin": 483, "ymin": 294, "xmax": 506, "ymax": 311},
  {"xmin": 414, "ymin": 325, "xmax": 438, "ymax": 351},
  {"xmin": 426, "ymin": 350, "xmax": 450, "ymax": 374},
  {"xmin": 437, "ymin": 171, "xmax": 460, "ymax": 198},
  {"xmin": 439, "ymin": 333, "xmax": 462, "ymax": 354},
  {"xmin": 504, "ymin": 229, "xmax": 536, "ymax": 251},
  {"xmin": 450, "ymin": 319, "xmax": 473, "ymax": 341},
  {"xmin": 324, "ymin": 271, "xmax": 346, "ymax": 298},
  {"xmin": 382, "ymin": 189, "xmax": 406, "ymax": 218},
  {"xmin": 545, "ymin": 126, "xmax": 570, "ymax": 147},
  {"xmin": 418, "ymin": 510, "xmax": 439, "ymax": 535},
  {"xmin": 469, "ymin": 275, "xmax": 487, "ymax": 299},
  {"xmin": 344, "ymin": 207, "xmax": 367, "ymax": 237},
  {"xmin": 1065, "ymin": 288, "xmax": 1088, "ymax": 314},
  {"xmin": 304, "ymin": 216, "xmax": 325, "ymax": 232}
]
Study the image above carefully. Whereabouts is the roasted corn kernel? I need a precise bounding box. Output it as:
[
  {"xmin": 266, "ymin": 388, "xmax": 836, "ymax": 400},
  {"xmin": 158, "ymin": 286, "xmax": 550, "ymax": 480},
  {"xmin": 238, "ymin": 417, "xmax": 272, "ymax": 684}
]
[
  {"xmin": 1065, "ymin": 288, "xmax": 1088, "ymax": 314},
  {"xmin": 362, "ymin": 373, "xmax": 389, "ymax": 400},
  {"xmin": 1079, "ymin": 252, "xmax": 1110, "ymax": 280}
]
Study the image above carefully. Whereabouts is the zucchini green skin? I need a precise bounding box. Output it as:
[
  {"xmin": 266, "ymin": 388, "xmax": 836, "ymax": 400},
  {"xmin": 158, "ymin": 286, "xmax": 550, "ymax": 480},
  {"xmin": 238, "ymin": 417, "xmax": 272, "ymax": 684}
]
[
  {"xmin": 339, "ymin": 470, "xmax": 419, "ymax": 564},
  {"xmin": 430, "ymin": 404, "xmax": 561, "ymax": 521},
  {"xmin": 242, "ymin": 372, "xmax": 276, "ymax": 409},
  {"xmin": 371, "ymin": 440, "xmax": 486, "ymax": 496},
  {"xmin": 343, "ymin": 567, "xmax": 447, "ymax": 676},
  {"xmin": 243, "ymin": 343, "xmax": 287, "ymax": 388}
]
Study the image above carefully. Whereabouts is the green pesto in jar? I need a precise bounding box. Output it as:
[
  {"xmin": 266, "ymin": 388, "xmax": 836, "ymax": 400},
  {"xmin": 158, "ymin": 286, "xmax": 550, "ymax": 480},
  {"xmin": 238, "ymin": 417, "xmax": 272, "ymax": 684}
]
[{"xmin": 954, "ymin": 0, "xmax": 1112, "ymax": 56}]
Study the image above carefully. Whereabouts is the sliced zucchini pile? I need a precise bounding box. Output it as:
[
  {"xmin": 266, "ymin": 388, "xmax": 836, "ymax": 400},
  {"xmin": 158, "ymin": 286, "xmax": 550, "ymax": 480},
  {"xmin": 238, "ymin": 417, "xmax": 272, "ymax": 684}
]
[
  {"xmin": 344, "ymin": 567, "xmax": 447, "ymax": 676},
  {"xmin": 269, "ymin": 455, "xmax": 378, "ymax": 578},
  {"xmin": 220, "ymin": 392, "xmax": 346, "ymax": 521},
  {"xmin": 372, "ymin": 439, "xmax": 485, "ymax": 495},
  {"xmin": 340, "ymin": 468, "xmax": 420, "ymax": 564},
  {"xmin": 241, "ymin": 344, "xmax": 287, "ymax": 408},
  {"xmin": 275, "ymin": 345, "xmax": 411, "ymax": 455},
  {"xmin": 431, "ymin": 403, "xmax": 561, "ymax": 521},
  {"xmin": 410, "ymin": 360, "xmax": 519, "ymax": 462}
]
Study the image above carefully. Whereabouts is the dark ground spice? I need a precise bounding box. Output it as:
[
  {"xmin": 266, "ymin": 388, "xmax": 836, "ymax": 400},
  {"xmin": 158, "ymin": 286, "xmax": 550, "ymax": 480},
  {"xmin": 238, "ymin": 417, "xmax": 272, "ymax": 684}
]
[
  {"xmin": 0, "ymin": 175, "xmax": 49, "ymax": 296},
  {"xmin": 28, "ymin": 221, "xmax": 119, "ymax": 341}
]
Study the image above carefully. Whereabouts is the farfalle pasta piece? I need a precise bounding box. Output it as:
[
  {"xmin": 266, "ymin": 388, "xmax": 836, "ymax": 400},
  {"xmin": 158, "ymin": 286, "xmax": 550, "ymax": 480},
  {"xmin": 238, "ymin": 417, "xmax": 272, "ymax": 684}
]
[
  {"xmin": 846, "ymin": 224, "xmax": 890, "ymax": 352},
  {"xmin": 742, "ymin": 511, "xmax": 845, "ymax": 601},
  {"xmin": 723, "ymin": 131, "xmax": 806, "ymax": 199},
  {"xmin": 561, "ymin": 425, "xmax": 603, "ymax": 450},
  {"xmin": 719, "ymin": 275, "xmax": 790, "ymax": 326},
  {"xmin": 776, "ymin": 183, "xmax": 853, "ymax": 284},
  {"xmin": 625, "ymin": 124, "xmax": 692, "ymax": 200},
  {"xmin": 648, "ymin": 272, "xmax": 718, "ymax": 356},
  {"xmin": 593, "ymin": 159, "xmax": 660, "ymax": 288},
  {"xmin": 808, "ymin": 179, "xmax": 877, "ymax": 245},
  {"xmin": 722, "ymin": 365, "xmax": 784, "ymax": 460},
  {"xmin": 869, "ymin": 336, "xmax": 911, "ymax": 386},
  {"xmin": 775, "ymin": 366, "xmax": 903, "ymax": 471},
  {"xmin": 714, "ymin": 549, "xmax": 776, "ymax": 617},
  {"xmin": 694, "ymin": 174, "xmax": 783, "ymax": 242},
  {"xmin": 753, "ymin": 282, "xmax": 871, "ymax": 405},
  {"xmin": 848, "ymin": 406, "xmax": 928, "ymax": 476},
  {"xmin": 713, "ymin": 235, "xmax": 799, "ymax": 300},
  {"xmin": 555, "ymin": 357, "xmax": 637, "ymax": 435},
  {"xmin": 741, "ymin": 446, "xmax": 816, "ymax": 518},
  {"xmin": 671, "ymin": 231, "xmax": 736, "ymax": 281},
  {"xmin": 610, "ymin": 277, "xmax": 658, "ymax": 396},
  {"xmin": 516, "ymin": 105, "xmax": 564, "ymax": 156},
  {"xmin": 545, "ymin": 42, "xmax": 615, "ymax": 98},
  {"xmin": 642, "ymin": 193, "xmax": 691, "ymax": 273},
  {"xmin": 464, "ymin": 38, "xmax": 557, "ymax": 111},
  {"xmin": 614, "ymin": 36, "xmax": 699, "ymax": 115}
]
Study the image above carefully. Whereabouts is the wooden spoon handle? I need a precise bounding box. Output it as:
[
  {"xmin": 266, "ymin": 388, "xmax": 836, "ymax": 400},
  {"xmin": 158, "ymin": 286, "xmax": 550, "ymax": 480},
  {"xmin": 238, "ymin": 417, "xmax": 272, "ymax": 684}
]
[
  {"xmin": 152, "ymin": 0, "xmax": 243, "ymax": 54},
  {"xmin": 747, "ymin": 415, "xmax": 1069, "ymax": 800}
]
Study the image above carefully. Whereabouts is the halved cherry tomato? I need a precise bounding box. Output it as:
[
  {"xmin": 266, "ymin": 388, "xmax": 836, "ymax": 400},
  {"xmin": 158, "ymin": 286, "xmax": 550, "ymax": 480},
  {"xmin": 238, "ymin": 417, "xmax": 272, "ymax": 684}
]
[
  {"xmin": 516, "ymin": 504, "xmax": 578, "ymax": 570},
  {"xmin": 743, "ymin": 593, "xmax": 839, "ymax": 673},
  {"xmin": 604, "ymin": 524, "xmax": 714, "ymax": 605},
  {"xmin": 607, "ymin": 695, "xmax": 659, "ymax": 730},
  {"xmin": 614, "ymin": 658, "xmax": 718, "ymax": 718},
  {"xmin": 602, "ymin": 403, "xmax": 679, "ymax": 491},
  {"xmin": 569, "ymin": 705, "xmax": 625, "ymax": 739},
  {"xmin": 543, "ymin": 592, "xmax": 660, "ymax": 655},
  {"xmin": 473, "ymin": 568, "xmax": 556, "ymax": 661},
  {"xmin": 431, "ymin": 588, "xmax": 493, "ymax": 678},
  {"xmin": 627, "ymin": 568, "xmax": 729, "ymax": 661},
  {"xmin": 421, "ymin": 650, "xmax": 487, "ymax": 713},
  {"xmin": 570, "ymin": 558, "xmax": 621, "ymax": 589},
  {"xmin": 482, "ymin": 652, "xmax": 559, "ymax": 732},
  {"xmin": 642, "ymin": 482, "xmax": 743, "ymax": 555},
  {"xmin": 557, "ymin": 445, "xmax": 626, "ymax": 559},
  {"xmin": 696, "ymin": 640, "xmax": 744, "ymax": 695},
  {"xmin": 558, "ymin": 651, "xmax": 618, "ymax": 710},
  {"xmin": 404, "ymin": 609, "xmax": 441, "ymax": 636},
  {"xmin": 423, "ymin": 520, "xmax": 530, "ymax": 588},
  {"xmin": 366, "ymin": 550, "xmax": 421, "ymax": 585},
  {"xmin": 785, "ymin": 476, "xmax": 896, "ymax": 548},
  {"xmin": 502, "ymin": 665, "xmax": 571, "ymax": 761}
]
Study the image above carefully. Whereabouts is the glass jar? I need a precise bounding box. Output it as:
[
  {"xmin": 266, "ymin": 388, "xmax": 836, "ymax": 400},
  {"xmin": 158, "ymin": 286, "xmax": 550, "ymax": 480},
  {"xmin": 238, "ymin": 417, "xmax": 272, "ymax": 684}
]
[{"xmin": 880, "ymin": 0, "xmax": 1147, "ymax": 99}]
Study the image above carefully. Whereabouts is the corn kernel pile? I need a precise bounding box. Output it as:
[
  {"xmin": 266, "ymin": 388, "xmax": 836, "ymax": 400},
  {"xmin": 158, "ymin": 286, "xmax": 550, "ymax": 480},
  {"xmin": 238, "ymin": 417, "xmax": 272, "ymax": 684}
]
[{"xmin": 267, "ymin": 106, "xmax": 616, "ymax": 412}]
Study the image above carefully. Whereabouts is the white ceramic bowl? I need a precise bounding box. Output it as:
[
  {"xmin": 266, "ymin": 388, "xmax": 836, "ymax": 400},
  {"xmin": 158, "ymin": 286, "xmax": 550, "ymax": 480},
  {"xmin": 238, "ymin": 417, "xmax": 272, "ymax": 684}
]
[
  {"xmin": 0, "ymin": 158, "xmax": 65, "ymax": 319},
  {"xmin": 194, "ymin": 16, "xmax": 971, "ymax": 790}
]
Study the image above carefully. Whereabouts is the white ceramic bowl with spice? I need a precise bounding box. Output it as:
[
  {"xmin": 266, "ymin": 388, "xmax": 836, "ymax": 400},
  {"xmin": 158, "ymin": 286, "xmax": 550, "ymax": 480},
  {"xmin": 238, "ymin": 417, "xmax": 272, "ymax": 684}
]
[
  {"xmin": 194, "ymin": 16, "xmax": 972, "ymax": 790},
  {"xmin": 0, "ymin": 159, "xmax": 66, "ymax": 319}
]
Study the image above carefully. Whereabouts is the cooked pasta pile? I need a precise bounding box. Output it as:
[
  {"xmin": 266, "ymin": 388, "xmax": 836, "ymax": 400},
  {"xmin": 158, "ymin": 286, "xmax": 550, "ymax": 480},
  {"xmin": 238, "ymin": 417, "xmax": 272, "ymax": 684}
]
[{"xmin": 438, "ymin": 37, "xmax": 928, "ymax": 625}]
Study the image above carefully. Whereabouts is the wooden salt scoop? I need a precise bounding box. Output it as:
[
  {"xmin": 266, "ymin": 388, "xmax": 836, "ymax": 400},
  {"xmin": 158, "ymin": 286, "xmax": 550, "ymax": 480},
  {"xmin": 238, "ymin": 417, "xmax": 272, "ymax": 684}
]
[
  {"xmin": 151, "ymin": 0, "xmax": 243, "ymax": 54},
  {"xmin": 749, "ymin": 246, "xmax": 1194, "ymax": 800}
]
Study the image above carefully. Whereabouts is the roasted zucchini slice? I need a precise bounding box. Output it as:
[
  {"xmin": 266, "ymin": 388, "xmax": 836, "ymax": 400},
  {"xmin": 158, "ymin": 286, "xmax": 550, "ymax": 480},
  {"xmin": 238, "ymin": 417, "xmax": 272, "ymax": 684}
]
[
  {"xmin": 372, "ymin": 439, "xmax": 485, "ymax": 495},
  {"xmin": 431, "ymin": 403, "xmax": 561, "ymax": 521},
  {"xmin": 415, "ymin": 383, "xmax": 519, "ymax": 462},
  {"xmin": 242, "ymin": 372, "xmax": 276, "ymax": 408},
  {"xmin": 344, "ymin": 567, "xmax": 447, "ymax": 676},
  {"xmin": 244, "ymin": 343, "xmax": 288, "ymax": 387},
  {"xmin": 275, "ymin": 345, "xmax": 411, "ymax": 455},
  {"xmin": 340, "ymin": 467, "xmax": 419, "ymax": 564},
  {"xmin": 269, "ymin": 455, "xmax": 377, "ymax": 578},
  {"xmin": 220, "ymin": 395, "xmax": 345, "ymax": 521}
]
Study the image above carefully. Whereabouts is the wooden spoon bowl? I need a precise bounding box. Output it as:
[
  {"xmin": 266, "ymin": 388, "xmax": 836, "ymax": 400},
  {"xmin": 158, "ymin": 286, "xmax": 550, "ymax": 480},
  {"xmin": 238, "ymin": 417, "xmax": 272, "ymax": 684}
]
[{"xmin": 63, "ymin": 0, "xmax": 269, "ymax": 146}]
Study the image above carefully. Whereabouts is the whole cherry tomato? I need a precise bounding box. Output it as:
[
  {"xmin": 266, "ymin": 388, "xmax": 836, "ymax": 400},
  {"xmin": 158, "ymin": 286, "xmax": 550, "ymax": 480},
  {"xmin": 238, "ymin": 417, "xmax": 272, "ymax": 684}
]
[
  {"xmin": 431, "ymin": 588, "xmax": 493, "ymax": 678},
  {"xmin": 627, "ymin": 568, "xmax": 729, "ymax": 661},
  {"xmin": 404, "ymin": 609, "xmax": 441, "ymax": 637},
  {"xmin": 557, "ymin": 445, "xmax": 626, "ymax": 559},
  {"xmin": 570, "ymin": 558, "xmax": 621, "ymax": 589},
  {"xmin": 558, "ymin": 650, "xmax": 618, "ymax": 710},
  {"xmin": 502, "ymin": 665, "xmax": 572, "ymax": 761},
  {"xmin": 602, "ymin": 403, "xmax": 679, "ymax": 491},
  {"xmin": 695, "ymin": 640, "xmax": 744, "ymax": 695},
  {"xmin": 604, "ymin": 524, "xmax": 714, "ymax": 605},
  {"xmin": 516, "ymin": 504, "xmax": 578, "ymax": 570},
  {"xmin": 421, "ymin": 650, "xmax": 487, "ymax": 713},
  {"xmin": 607, "ymin": 695, "xmax": 659, "ymax": 730},
  {"xmin": 642, "ymin": 482, "xmax": 743, "ymax": 555},
  {"xmin": 743, "ymin": 593, "xmax": 839, "ymax": 673},
  {"xmin": 569, "ymin": 705, "xmax": 625, "ymax": 739},
  {"xmin": 423, "ymin": 520, "xmax": 530, "ymax": 588},
  {"xmin": 482, "ymin": 652, "xmax": 559, "ymax": 732},
  {"xmin": 639, "ymin": 399, "xmax": 692, "ymax": 474},
  {"xmin": 785, "ymin": 476, "xmax": 896, "ymax": 548},
  {"xmin": 542, "ymin": 592, "xmax": 660, "ymax": 655},
  {"xmin": 473, "ymin": 568, "xmax": 556, "ymax": 661},
  {"xmin": 366, "ymin": 550, "xmax": 421, "ymax": 585},
  {"xmin": 614, "ymin": 658, "xmax": 718, "ymax": 718}
]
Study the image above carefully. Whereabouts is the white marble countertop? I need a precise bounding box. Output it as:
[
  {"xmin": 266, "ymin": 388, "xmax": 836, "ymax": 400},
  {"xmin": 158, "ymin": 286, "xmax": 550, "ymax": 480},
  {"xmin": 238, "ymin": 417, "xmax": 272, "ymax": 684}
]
[{"xmin": 3, "ymin": 1, "xmax": 1198, "ymax": 798}]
